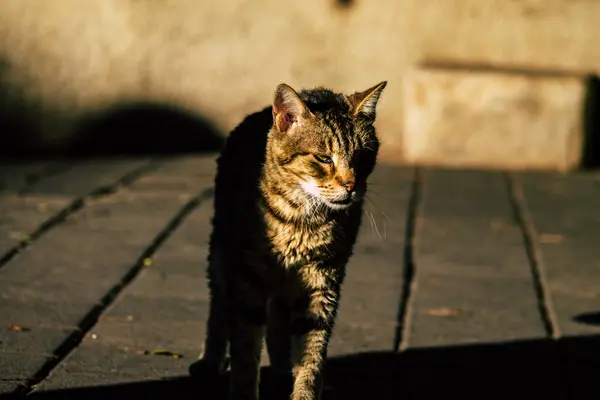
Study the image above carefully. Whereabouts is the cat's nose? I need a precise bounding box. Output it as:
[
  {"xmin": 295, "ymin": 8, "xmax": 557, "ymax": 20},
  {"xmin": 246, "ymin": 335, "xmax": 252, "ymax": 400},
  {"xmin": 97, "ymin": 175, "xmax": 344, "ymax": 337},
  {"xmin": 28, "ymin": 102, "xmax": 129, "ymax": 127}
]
[{"xmin": 343, "ymin": 181, "xmax": 355, "ymax": 192}]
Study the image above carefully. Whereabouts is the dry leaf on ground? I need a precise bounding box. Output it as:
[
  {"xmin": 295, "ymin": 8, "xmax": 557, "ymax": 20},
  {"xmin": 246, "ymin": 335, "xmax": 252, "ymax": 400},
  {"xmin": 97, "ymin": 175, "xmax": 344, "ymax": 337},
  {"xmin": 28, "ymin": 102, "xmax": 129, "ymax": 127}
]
[
  {"xmin": 8, "ymin": 324, "xmax": 31, "ymax": 332},
  {"xmin": 539, "ymin": 233, "xmax": 565, "ymax": 244},
  {"xmin": 425, "ymin": 308, "xmax": 464, "ymax": 317},
  {"xmin": 134, "ymin": 348, "xmax": 183, "ymax": 359},
  {"xmin": 151, "ymin": 349, "xmax": 183, "ymax": 359}
]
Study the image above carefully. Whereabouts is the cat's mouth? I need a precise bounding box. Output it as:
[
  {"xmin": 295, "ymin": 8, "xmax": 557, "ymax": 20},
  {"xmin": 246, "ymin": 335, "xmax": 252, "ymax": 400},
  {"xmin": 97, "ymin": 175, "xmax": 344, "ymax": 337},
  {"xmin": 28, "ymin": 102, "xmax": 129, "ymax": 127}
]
[
  {"xmin": 329, "ymin": 198, "xmax": 353, "ymax": 206},
  {"xmin": 299, "ymin": 179, "xmax": 359, "ymax": 211},
  {"xmin": 323, "ymin": 199, "xmax": 353, "ymax": 210},
  {"xmin": 322, "ymin": 194, "xmax": 356, "ymax": 210}
]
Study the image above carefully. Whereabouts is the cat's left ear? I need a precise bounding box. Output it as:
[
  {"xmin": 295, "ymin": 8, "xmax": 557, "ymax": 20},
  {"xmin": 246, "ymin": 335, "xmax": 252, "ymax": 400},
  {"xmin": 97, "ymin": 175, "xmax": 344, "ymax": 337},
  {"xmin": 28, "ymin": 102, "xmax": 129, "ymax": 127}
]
[
  {"xmin": 348, "ymin": 81, "xmax": 387, "ymax": 121},
  {"xmin": 272, "ymin": 83, "xmax": 310, "ymax": 133}
]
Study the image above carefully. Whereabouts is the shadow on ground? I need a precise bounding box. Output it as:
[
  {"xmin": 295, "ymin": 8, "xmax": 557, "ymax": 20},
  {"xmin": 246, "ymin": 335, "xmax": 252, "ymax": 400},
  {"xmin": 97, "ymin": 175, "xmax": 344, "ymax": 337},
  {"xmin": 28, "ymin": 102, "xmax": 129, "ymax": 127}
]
[
  {"xmin": 0, "ymin": 101, "xmax": 225, "ymax": 161},
  {"xmin": 5, "ymin": 334, "xmax": 598, "ymax": 399},
  {"xmin": 573, "ymin": 311, "xmax": 600, "ymax": 326}
]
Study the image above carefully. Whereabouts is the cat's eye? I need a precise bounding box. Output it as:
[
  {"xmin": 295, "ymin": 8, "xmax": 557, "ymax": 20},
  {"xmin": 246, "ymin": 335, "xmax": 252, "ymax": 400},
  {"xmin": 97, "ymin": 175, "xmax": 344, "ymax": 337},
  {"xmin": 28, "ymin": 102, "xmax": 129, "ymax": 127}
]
[{"xmin": 314, "ymin": 154, "xmax": 333, "ymax": 164}]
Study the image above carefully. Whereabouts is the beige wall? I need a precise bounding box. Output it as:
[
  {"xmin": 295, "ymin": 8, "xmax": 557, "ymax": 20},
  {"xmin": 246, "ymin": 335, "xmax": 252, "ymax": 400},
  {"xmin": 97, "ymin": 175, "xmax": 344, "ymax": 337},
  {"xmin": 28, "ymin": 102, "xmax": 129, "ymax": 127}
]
[{"xmin": 1, "ymin": 0, "xmax": 599, "ymax": 157}]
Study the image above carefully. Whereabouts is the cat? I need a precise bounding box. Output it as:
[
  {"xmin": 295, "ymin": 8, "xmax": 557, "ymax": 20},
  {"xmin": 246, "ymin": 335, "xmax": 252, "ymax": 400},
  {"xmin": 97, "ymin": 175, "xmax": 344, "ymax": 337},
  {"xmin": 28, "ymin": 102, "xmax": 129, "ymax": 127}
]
[{"xmin": 189, "ymin": 81, "xmax": 387, "ymax": 400}]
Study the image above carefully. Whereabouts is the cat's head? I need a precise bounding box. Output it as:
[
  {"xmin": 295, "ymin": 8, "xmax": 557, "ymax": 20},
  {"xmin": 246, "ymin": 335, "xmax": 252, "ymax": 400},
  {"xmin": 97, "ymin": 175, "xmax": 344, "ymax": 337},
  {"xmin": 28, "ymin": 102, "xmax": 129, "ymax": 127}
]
[{"xmin": 267, "ymin": 81, "xmax": 386, "ymax": 211}]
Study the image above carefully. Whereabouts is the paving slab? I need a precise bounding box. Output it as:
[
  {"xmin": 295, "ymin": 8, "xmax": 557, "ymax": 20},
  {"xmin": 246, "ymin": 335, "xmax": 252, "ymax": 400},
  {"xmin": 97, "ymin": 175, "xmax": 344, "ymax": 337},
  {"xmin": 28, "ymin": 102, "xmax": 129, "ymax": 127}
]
[
  {"xmin": 128, "ymin": 155, "xmax": 216, "ymax": 194},
  {"xmin": 0, "ymin": 195, "xmax": 72, "ymax": 258},
  {"xmin": 0, "ymin": 381, "xmax": 27, "ymax": 394},
  {"xmin": 0, "ymin": 326, "xmax": 73, "ymax": 356},
  {"xmin": 409, "ymin": 169, "xmax": 546, "ymax": 348},
  {"xmin": 33, "ymin": 373, "xmax": 145, "ymax": 392},
  {"xmin": 29, "ymin": 377, "xmax": 203, "ymax": 400},
  {"xmin": 19, "ymin": 159, "xmax": 152, "ymax": 197},
  {"xmin": 0, "ymin": 161, "xmax": 66, "ymax": 193},
  {"xmin": 38, "ymin": 341, "xmax": 190, "ymax": 381},
  {"xmin": 0, "ymin": 353, "xmax": 54, "ymax": 380},
  {"xmin": 87, "ymin": 319, "xmax": 203, "ymax": 356},
  {"xmin": 517, "ymin": 171, "xmax": 600, "ymax": 338},
  {"xmin": 0, "ymin": 297, "xmax": 85, "ymax": 330}
]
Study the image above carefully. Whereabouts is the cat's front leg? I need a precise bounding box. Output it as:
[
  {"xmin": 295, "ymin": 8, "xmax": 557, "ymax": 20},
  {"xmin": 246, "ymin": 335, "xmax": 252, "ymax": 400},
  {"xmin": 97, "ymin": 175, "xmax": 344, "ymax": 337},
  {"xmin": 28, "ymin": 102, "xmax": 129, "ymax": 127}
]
[
  {"xmin": 290, "ymin": 283, "xmax": 340, "ymax": 400},
  {"xmin": 190, "ymin": 250, "xmax": 229, "ymax": 379},
  {"xmin": 267, "ymin": 296, "xmax": 292, "ymax": 376},
  {"xmin": 228, "ymin": 280, "xmax": 268, "ymax": 400}
]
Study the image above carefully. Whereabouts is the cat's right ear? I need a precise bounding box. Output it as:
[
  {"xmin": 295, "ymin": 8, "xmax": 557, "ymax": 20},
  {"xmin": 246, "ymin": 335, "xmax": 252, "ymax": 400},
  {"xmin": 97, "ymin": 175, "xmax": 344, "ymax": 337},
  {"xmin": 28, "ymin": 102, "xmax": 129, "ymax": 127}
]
[
  {"xmin": 348, "ymin": 81, "xmax": 387, "ymax": 122},
  {"xmin": 272, "ymin": 83, "xmax": 308, "ymax": 133}
]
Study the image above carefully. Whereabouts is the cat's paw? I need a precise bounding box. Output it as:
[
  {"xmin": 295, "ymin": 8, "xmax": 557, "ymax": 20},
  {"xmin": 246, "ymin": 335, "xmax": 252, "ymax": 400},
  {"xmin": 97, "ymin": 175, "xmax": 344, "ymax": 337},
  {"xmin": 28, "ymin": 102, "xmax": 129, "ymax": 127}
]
[{"xmin": 188, "ymin": 357, "xmax": 229, "ymax": 379}]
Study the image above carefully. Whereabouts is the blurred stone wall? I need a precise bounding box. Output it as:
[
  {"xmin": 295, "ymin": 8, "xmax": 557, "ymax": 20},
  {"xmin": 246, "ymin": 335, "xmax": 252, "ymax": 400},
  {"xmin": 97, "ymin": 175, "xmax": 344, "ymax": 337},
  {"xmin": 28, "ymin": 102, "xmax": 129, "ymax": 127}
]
[{"xmin": 0, "ymin": 0, "xmax": 599, "ymax": 163}]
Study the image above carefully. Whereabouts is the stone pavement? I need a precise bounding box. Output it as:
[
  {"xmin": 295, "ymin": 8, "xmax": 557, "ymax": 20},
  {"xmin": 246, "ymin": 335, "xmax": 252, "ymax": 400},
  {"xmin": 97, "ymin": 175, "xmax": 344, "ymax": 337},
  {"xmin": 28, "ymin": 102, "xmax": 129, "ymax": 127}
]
[{"xmin": 0, "ymin": 154, "xmax": 599, "ymax": 399}]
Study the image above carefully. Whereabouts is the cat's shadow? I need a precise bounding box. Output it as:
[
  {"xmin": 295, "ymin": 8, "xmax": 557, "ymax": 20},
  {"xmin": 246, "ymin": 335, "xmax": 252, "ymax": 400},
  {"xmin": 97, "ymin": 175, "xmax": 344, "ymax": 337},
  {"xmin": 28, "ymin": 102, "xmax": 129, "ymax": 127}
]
[{"xmin": 12, "ymin": 333, "xmax": 600, "ymax": 400}]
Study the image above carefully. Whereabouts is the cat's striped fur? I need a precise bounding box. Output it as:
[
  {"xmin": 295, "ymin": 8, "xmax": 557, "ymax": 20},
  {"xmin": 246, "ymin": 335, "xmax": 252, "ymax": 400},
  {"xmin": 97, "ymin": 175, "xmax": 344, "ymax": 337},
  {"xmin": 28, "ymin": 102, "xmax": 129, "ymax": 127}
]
[{"xmin": 190, "ymin": 81, "xmax": 387, "ymax": 400}]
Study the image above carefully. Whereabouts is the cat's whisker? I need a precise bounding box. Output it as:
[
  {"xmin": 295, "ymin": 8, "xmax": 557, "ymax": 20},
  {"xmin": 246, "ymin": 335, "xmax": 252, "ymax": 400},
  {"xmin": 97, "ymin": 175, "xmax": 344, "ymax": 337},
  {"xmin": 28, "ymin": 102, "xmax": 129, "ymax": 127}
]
[
  {"xmin": 364, "ymin": 196, "xmax": 393, "ymax": 240},
  {"xmin": 367, "ymin": 188, "xmax": 387, "ymax": 198},
  {"xmin": 364, "ymin": 194, "xmax": 381, "ymax": 210},
  {"xmin": 372, "ymin": 211, "xmax": 384, "ymax": 242},
  {"xmin": 365, "ymin": 194, "xmax": 392, "ymax": 219},
  {"xmin": 365, "ymin": 209, "xmax": 383, "ymax": 241},
  {"xmin": 365, "ymin": 209, "xmax": 376, "ymax": 233},
  {"xmin": 381, "ymin": 210, "xmax": 393, "ymax": 222},
  {"xmin": 383, "ymin": 218, "xmax": 388, "ymax": 241}
]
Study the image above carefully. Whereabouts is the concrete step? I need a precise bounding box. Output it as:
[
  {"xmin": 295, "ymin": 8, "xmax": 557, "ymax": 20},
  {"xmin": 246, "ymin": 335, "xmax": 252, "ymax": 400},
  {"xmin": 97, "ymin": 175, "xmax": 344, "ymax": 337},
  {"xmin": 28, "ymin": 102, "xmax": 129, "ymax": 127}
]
[{"xmin": 402, "ymin": 65, "xmax": 588, "ymax": 171}]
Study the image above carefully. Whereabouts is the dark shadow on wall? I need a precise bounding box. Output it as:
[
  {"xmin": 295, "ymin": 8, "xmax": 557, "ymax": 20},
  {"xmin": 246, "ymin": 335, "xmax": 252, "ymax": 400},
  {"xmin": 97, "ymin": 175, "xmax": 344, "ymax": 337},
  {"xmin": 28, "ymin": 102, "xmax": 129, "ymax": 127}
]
[
  {"xmin": 0, "ymin": 59, "xmax": 47, "ymax": 157},
  {"xmin": 581, "ymin": 75, "xmax": 600, "ymax": 169},
  {"xmin": 65, "ymin": 103, "xmax": 225, "ymax": 158},
  {"xmin": 5, "ymin": 334, "xmax": 599, "ymax": 400},
  {"xmin": 0, "ymin": 99, "xmax": 225, "ymax": 160}
]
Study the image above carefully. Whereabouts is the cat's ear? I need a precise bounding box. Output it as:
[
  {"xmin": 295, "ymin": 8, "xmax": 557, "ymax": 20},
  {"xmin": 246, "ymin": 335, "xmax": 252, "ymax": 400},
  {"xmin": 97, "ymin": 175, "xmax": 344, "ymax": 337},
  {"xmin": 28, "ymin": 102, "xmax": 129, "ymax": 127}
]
[
  {"xmin": 272, "ymin": 83, "xmax": 309, "ymax": 133},
  {"xmin": 348, "ymin": 81, "xmax": 387, "ymax": 120}
]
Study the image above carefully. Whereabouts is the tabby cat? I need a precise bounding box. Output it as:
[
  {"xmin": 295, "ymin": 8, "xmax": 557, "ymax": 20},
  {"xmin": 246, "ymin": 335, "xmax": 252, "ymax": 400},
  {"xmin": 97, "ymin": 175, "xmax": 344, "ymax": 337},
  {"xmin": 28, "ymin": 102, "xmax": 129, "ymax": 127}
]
[{"xmin": 190, "ymin": 81, "xmax": 387, "ymax": 400}]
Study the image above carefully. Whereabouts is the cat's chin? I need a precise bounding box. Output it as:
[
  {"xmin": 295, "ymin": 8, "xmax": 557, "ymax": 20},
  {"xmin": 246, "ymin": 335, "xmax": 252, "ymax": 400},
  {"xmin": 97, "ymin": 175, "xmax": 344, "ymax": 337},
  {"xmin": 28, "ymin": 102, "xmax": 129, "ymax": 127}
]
[{"xmin": 321, "ymin": 199, "xmax": 354, "ymax": 211}]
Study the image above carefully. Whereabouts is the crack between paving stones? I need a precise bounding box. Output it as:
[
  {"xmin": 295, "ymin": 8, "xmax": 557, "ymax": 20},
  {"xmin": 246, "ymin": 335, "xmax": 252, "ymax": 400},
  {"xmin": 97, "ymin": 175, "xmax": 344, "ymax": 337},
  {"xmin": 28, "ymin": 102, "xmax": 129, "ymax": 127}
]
[
  {"xmin": 393, "ymin": 167, "xmax": 421, "ymax": 352},
  {"xmin": 504, "ymin": 173, "xmax": 560, "ymax": 340},
  {"xmin": 0, "ymin": 160, "xmax": 160, "ymax": 272},
  {"xmin": 13, "ymin": 186, "xmax": 214, "ymax": 395}
]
